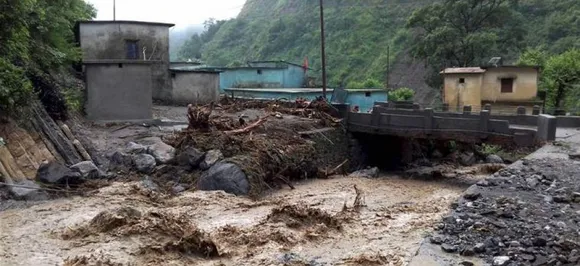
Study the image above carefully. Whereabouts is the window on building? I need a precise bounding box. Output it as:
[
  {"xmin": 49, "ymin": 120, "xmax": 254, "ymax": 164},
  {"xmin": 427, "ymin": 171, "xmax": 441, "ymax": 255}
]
[
  {"xmin": 459, "ymin": 78, "xmax": 465, "ymax": 84},
  {"xmin": 501, "ymin": 78, "xmax": 514, "ymax": 93},
  {"xmin": 125, "ymin": 40, "xmax": 139, "ymax": 59},
  {"xmin": 365, "ymin": 92, "xmax": 371, "ymax": 97},
  {"xmin": 257, "ymin": 69, "xmax": 262, "ymax": 74}
]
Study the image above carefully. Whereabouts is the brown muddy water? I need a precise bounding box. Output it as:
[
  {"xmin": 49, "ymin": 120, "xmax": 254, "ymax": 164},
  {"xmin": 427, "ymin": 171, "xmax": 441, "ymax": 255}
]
[{"xmin": 0, "ymin": 174, "xmax": 473, "ymax": 266}]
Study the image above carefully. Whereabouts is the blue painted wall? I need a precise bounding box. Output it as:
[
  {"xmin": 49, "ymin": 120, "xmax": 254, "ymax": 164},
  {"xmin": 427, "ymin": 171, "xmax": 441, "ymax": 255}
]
[
  {"xmin": 224, "ymin": 88, "xmax": 331, "ymax": 101},
  {"xmin": 219, "ymin": 65, "xmax": 305, "ymax": 91},
  {"xmin": 223, "ymin": 88, "xmax": 388, "ymax": 113},
  {"xmin": 344, "ymin": 90, "xmax": 388, "ymax": 113}
]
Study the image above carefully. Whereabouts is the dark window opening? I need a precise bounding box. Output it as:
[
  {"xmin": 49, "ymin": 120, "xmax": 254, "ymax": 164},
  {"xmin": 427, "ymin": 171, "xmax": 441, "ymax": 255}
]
[
  {"xmin": 459, "ymin": 78, "xmax": 465, "ymax": 84},
  {"xmin": 171, "ymin": 72, "xmax": 176, "ymax": 78},
  {"xmin": 257, "ymin": 69, "xmax": 262, "ymax": 74},
  {"xmin": 365, "ymin": 92, "xmax": 371, "ymax": 97},
  {"xmin": 118, "ymin": 63, "xmax": 123, "ymax": 68},
  {"xmin": 501, "ymin": 78, "xmax": 514, "ymax": 93},
  {"xmin": 125, "ymin": 40, "xmax": 139, "ymax": 59}
]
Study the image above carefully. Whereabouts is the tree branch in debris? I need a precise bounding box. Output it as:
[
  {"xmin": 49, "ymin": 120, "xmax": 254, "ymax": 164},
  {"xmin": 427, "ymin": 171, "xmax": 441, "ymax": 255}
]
[{"xmin": 224, "ymin": 116, "xmax": 268, "ymax": 135}]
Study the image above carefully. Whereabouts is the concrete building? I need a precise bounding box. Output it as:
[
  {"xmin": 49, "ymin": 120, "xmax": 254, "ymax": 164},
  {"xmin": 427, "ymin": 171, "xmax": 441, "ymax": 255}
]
[
  {"xmin": 218, "ymin": 60, "xmax": 308, "ymax": 91},
  {"xmin": 441, "ymin": 66, "xmax": 541, "ymax": 114},
  {"xmin": 84, "ymin": 60, "xmax": 154, "ymax": 121},
  {"xmin": 76, "ymin": 20, "xmax": 174, "ymax": 101},
  {"xmin": 170, "ymin": 69, "xmax": 221, "ymax": 105}
]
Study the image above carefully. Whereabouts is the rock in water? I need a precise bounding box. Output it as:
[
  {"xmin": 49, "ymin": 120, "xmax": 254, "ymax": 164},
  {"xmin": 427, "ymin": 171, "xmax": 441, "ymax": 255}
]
[
  {"xmin": 349, "ymin": 167, "xmax": 379, "ymax": 178},
  {"xmin": 132, "ymin": 154, "xmax": 156, "ymax": 174},
  {"xmin": 176, "ymin": 147, "xmax": 205, "ymax": 168},
  {"xmin": 141, "ymin": 176, "xmax": 159, "ymax": 192},
  {"xmin": 144, "ymin": 138, "xmax": 176, "ymax": 164},
  {"xmin": 70, "ymin": 161, "xmax": 102, "ymax": 179},
  {"xmin": 197, "ymin": 162, "xmax": 250, "ymax": 196},
  {"xmin": 9, "ymin": 180, "xmax": 48, "ymax": 201},
  {"xmin": 486, "ymin": 154, "xmax": 504, "ymax": 164},
  {"xmin": 200, "ymin": 149, "xmax": 224, "ymax": 170},
  {"xmin": 36, "ymin": 161, "xmax": 83, "ymax": 184},
  {"xmin": 460, "ymin": 152, "xmax": 476, "ymax": 166},
  {"xmin": 493, "ymin": 256, "xmax": 510, "ymax": 266},
  {"xmin": 172, "ymin": 184, "xmax": 186, "ymax": 194}
]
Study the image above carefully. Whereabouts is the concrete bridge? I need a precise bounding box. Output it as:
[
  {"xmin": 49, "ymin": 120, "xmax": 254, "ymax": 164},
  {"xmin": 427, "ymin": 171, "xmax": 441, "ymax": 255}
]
[{"xmin": 334, "ymin": 102, "xmax": 560, "ymax": 146}]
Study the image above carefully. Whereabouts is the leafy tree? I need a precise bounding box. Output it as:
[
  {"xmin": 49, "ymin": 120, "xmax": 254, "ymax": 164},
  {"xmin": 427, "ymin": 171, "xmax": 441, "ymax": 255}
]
[
  {"xmin": 363, "ymin": 78, "xmax": 383, "ymax": 89},
  {"xmin": 517, "ymin": 47, "xmax": 548, "ymax": 67},
  {"xmin": 0, "ymin": 0, "xmax": 95, "ymax": 115},
  {"xmin": 389, "ymin": 87, "xmax": 415, "ymax": 101},
  {"xmin": 346, "ymin": 78, "xmax": 384, "ymax": 89},
  {"xmin": 406, "ymin": 0, "xmax": 525, "ymax": 86},
  {"xmin": 542, "ymin": 49, "xmax": 580, "ymax": 110}
]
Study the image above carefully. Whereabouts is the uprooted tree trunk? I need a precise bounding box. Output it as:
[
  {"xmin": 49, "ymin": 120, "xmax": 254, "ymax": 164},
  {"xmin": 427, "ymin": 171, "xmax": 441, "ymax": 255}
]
[{"xmin": 187, "ymin": 102, "xmax": 214, "ymax": 131}]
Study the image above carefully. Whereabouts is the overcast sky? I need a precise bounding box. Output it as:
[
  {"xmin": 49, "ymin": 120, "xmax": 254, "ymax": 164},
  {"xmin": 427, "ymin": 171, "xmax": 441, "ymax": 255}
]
[{"xmin": 84, "ymin": 0, "xmax": 246, "ymax": 28}]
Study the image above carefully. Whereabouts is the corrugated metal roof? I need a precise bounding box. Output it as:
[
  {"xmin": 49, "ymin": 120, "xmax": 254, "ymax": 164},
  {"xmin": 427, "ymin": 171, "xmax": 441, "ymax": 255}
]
[
  {"xmin": 77, "ymin": 20, "xmax": 175, "ymax": 27},
  {"xmin": 440, "ymin": 67, "xmax": 486, "ymax": 74}
]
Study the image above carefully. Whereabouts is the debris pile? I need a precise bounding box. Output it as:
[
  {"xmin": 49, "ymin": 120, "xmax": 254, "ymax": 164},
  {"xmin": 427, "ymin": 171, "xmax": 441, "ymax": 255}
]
[
  {"xmin": 429, "ymin": 159, "xmax": 580, "ymax": 265},
  {"xmin": 169, "ymin": 97, "xmax": 348, "ymax": 197}
]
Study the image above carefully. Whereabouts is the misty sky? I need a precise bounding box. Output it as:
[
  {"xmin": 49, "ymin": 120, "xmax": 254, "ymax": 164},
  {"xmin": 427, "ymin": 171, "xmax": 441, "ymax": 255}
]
[{"xmin": 84, "ymin": 0, "xmax": 246, "ymax": 28}]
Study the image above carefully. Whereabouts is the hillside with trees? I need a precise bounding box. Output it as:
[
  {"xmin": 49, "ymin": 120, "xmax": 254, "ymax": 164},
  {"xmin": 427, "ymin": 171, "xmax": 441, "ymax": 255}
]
[
  {"xmin": 0, "ymin": 0, "xmax": 95, "ymax": 117},
  {"xmin": 175, "ymin": 0, "xmax": 580, "ymax": 108}
]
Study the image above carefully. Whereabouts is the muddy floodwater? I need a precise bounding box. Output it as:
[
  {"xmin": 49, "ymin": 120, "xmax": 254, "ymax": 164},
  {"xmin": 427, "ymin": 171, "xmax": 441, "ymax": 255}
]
[{"xmin": 0, "ymin": 174, "xmax": 470, "ymax": 266}]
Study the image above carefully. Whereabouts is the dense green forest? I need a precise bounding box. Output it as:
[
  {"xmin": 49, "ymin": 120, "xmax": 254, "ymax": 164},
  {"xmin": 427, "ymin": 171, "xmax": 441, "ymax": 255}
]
[
  {"xmin": 176, "ymin": 0, "xmax": 580, "ymax": 109},
  {"xmin": 0, "ymin": 0, "xmax": 95, "ymax": 116}
]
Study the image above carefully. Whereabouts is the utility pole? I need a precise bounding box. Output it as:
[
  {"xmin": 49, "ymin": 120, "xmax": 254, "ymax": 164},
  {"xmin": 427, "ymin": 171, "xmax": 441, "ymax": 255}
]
[
  {"xmin": 319, "ymin": 0, "xmax": 327, "ymax": 99},
  {"xmin": 113, "ymin": 0, "xmax": 116, "ymax": 21},
  {"xmin": 386, "ymin": 45, "xmax": 390, "ymax": 89}
]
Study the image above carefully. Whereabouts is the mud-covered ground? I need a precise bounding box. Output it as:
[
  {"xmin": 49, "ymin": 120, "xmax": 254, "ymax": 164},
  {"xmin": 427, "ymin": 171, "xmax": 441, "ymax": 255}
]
[
  {"xmin": 0, "ymin": 104, "xmax": 514, "ymax": 266},
  {"xmin": 0, "ymin": 174, "xmax": 477, "ymax": 266}
]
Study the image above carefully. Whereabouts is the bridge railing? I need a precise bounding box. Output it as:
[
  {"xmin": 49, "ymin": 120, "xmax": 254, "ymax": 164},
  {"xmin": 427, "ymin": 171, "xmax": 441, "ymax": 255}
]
[
  {"xmin": 335, "ymin": 102, "xmax": 557, "ymax": 144},
  {"xmin": 373, "ymin": 101, "xmax": 580, "ymax": 129}
]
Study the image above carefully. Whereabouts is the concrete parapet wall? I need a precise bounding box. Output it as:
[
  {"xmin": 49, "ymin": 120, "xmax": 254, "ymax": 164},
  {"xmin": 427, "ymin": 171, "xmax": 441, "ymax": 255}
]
[
  {"xmin": 377, "ymin": 102, "xmax": 580, "ymax": 128},
  {"xmin": 345, "ymin": 103, "xmax": 544, "ymax": 146}
]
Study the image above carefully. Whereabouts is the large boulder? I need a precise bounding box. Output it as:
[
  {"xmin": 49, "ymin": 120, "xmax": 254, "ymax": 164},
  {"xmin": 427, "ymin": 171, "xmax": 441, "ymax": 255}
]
[
  {"xmin": 9, "ymin": 180, "xmax": 48, "ymax": 201},
  {"xmin": 144, "ymin": 138, "xmax": 176, "ymax": 164},
  {"xmin": 36, "ymin": 161, "xmax": 83, "ymax": 184},
  {"xmin": 486, "ymin": 154, "xmax": 504, "ymax": 164},
  {"xmin": 109, "ymin": 151, "xmax": 133, "ymax": 171},
  {"xmin": 125, "ymin": 142, "xmax": 147, "ymax": 154},
  {"xmin": 132, "ymin": 154, "xmax": 156, "ymax": 174},
  {"xmin": 200, "ymin": 149, "xmax": 224, "ymax": 170},
  {"xmin": 349, "ymin": 167, "xmax": 379, "ymax": 178},
  {"xmin": 70, "ymin": 161, "xmax": 103, "ymax": 179},
  {"xmin": 176, "ymin": 147, "xmax": 205, "ymax": 168},
  {"xmin": 197, "ymin": 162, "xmax": 250, "ymax": 196}
]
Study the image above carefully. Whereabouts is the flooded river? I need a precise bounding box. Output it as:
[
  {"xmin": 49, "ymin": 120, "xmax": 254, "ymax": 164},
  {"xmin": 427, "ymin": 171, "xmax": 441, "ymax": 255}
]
[{"xmin": 0, "ymin": 174, "xmax": 470, "ymax": 266}]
